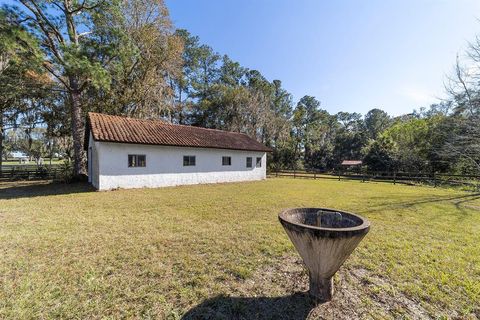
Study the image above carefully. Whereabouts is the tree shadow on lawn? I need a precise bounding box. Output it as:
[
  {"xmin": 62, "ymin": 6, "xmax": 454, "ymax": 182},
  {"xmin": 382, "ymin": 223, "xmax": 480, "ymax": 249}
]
[
  {"xmin": 0, "ymin": 180, "xmax": 94, "ymax": 200},
  {"xmin": 364, "ymin": 193, "xmax": 480, "ymax": 213},
  {"xmin": 453, "ymin": 194, "xmax": 480, "ymax": 212},
  {"xmin": 181, "ymin": 292, "xmax": 316, "ymax": 320}
]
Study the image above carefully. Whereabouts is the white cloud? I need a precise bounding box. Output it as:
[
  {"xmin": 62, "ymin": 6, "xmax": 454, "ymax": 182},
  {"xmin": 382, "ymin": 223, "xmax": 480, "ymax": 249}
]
[{"xmin": 399, "ymin": 86, "xmax": 439, "ymax": 106}]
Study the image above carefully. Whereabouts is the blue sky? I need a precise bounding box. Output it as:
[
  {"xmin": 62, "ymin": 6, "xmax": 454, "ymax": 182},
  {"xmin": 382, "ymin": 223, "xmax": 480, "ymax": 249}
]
[{"xmin": 166, "ymin": 0, "xmax": 480, "ymax": 116}]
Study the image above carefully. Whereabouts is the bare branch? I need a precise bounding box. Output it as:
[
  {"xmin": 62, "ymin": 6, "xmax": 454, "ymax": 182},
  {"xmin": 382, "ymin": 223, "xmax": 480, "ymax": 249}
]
[
  {"xmin": 42, "ymin": 62, "xmax": 70, "ymax": 89},
  {"xmin": 78, "ymin": 31, "xmax": 93, "ymax": 38},
  {"xmin": 19, "ymin": 0, "xmax": 65, "ymax": 64},
  {"xmin": 20, "ymin": 0, "xmax": 65, "ymax": 44},
  {"xmin": 70, "ymin": 0, "xmax": 106, "ymax": 14}
]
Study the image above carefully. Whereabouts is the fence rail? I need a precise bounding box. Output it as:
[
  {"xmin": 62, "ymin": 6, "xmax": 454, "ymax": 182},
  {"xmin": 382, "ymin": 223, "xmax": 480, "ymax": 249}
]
[
  {"xmin": 0, "ymin": 164, "xmax": 62, "ymax": 181},
  {"xmin": 268, "ymin": 169, "xmax": 480, "ymax": 190}
]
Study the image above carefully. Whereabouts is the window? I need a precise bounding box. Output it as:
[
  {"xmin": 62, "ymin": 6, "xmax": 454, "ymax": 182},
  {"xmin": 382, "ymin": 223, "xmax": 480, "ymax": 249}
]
[
  {"xmin": 128, "ymin": 154, "xmax": 146, "ymax": 167},
  {"xmin": 183, "ymin": 155, "xmax": 196, "ymax": 166},
  {"xmin": 222, "ymin": 156, "xmax": 231, "ymax": 166},
  {"xmin": 256, "ymin": 157, "xmax": 262, "ymax": 167},
  {"xmin": 246, "ymin": 157, "xmax": 252, "ymax": 168}
]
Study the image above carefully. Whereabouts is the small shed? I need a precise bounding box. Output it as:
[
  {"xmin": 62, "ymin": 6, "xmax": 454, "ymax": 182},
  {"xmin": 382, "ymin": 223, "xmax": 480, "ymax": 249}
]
[
  {"xmin": 340, "ymin": 160, "xmax": 363, "ymax": 173},
  {"xmin": 341, "ymin": 160, "xmax": 362, "ymax": 167}
]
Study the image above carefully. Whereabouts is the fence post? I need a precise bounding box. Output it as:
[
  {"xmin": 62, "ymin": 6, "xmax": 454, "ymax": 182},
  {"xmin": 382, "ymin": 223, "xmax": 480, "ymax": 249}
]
[
  {"xmin": 433, "ymin": 172, "xmax": 437, "ymax": 188},
  {"xmin": 276, "ymin": 167, "xmax": 278, "ymax": 177},
  {"xmin": 314, "ymin": 171, "xmax": 316, "ymax": 180},
  {"xmin": 393, "ymin": 171, "xmax": 396, "ymax": 185},
  {"xmin": 338, "ymin": 169, "xmax": 341, "ymax": 181},
  {"xmin": 294, "ymin": 168, "xmax": 296, "ymax": 179}
]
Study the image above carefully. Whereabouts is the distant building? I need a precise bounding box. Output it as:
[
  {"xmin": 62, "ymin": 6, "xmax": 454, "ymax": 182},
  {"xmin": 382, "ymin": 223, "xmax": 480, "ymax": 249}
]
[
  {"xmin": 11, "ymin": 151, "xmax": 29, "ymax": 162},
  {"xmin": 340, "ymin": 160, "xmax": 363, "ymax": 173},
  {"xmin": 85, "ymin": 112, "xmax": 271, "ymax": 190},
  {"xmin": 341, "ymin": 160, "xmax": 362, "ymax": 166}
]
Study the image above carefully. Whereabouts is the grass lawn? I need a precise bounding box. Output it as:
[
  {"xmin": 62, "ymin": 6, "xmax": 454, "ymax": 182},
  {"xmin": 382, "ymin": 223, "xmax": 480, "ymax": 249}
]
[{"xmin": 0, "ymin": 178, "xmax": 479, "ymax": 319}]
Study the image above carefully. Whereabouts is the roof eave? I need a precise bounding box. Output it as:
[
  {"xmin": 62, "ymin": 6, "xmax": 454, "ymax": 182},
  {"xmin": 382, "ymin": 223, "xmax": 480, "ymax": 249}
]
[{"xmin": 93, "ymin": 138, "xmax": 272, "ymax": 153}]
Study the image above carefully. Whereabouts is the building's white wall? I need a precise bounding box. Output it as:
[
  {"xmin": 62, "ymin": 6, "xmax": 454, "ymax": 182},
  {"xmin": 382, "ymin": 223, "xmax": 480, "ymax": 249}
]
[{"xmin": 93, "ymin": 142, "xmax": 267, "ymax": 190}]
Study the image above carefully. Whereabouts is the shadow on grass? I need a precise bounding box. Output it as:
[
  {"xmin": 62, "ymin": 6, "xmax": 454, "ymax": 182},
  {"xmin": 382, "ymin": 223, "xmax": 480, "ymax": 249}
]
[
  {"xmin": 0, "ymin": 181, "xmax": 94, "ymax": 200},
  {"xmin": 181, "ymin": 293, "xmax": 316, "ymax": 320},
  {"xmin": 364, "ymin": 193, "xmax": 480, "ymax": 213},
  {"xmin": 453, "ymin": 194, "xmax": 480, "ymax": 212}
]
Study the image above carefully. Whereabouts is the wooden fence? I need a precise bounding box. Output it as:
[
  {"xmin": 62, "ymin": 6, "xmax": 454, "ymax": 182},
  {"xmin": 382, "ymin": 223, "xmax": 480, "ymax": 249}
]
[
  {"xmin": 268, "ymin": 169, "xmax": 480, "ymax": 190},
  {"xmin": 2, "ymin": 164, "xmax": 478, "ymax": 189},
  {"xmin": 0, "ymin": 164, "xmax": 62, "ymax": 181}
]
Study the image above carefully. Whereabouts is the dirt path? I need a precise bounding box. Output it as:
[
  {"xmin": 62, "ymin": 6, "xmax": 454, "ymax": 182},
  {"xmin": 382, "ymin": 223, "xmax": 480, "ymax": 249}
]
[{"xmin": 182, "ymin": 255, "xmax": 455, "ymax": 319}]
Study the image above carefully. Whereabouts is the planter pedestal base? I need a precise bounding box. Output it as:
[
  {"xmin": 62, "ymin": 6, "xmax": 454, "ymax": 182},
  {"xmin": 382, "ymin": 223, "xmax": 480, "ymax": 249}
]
[{"xmin": 309, "ymin": 274, "xmax": 333, "ymax": 303}]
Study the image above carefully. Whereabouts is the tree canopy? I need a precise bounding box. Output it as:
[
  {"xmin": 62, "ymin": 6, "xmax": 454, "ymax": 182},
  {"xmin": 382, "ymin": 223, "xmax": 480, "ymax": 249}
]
[{"xmin": 1, "ymin": 1, "xmax": 479, "ymax": 177}]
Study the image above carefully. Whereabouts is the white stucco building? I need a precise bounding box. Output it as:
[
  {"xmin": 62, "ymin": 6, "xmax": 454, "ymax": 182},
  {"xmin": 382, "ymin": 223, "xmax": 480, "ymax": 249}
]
[{"xmin": 85, "ymin": 112, "xmax": 271, "ymax": 190}]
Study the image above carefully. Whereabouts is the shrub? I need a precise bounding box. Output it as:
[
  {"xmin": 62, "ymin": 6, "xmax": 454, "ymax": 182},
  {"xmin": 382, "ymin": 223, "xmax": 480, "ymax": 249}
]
[
  {"xmin": 35, "ymin": 165, "xmax": 49, "ymax": 179},
  {"xmin": 58, "ymin": 160, "xmax": 74, "ymax": 183}
]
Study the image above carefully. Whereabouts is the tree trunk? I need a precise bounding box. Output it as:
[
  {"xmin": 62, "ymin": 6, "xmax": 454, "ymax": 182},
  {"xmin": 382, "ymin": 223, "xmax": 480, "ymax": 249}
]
[
  {"xmin": 49, "ymin": 139, "xmax": 53, "ymax": 165},
  {"xmin": 70, "ymin": 77, "xmax": 84, "ymax": 176}
]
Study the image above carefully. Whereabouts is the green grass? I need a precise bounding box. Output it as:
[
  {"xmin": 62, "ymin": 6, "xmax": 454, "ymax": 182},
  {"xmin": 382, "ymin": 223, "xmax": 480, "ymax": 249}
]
[{"xmin": 0, "ymin": 178, "xmax": 479, "ymax": 319}]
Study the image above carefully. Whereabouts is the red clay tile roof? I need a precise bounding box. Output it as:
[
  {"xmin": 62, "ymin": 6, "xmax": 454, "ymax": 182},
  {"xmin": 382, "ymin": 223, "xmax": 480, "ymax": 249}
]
[{"xmin": 86, "ymin": 112, "xmax": 272, "ymax": 152}]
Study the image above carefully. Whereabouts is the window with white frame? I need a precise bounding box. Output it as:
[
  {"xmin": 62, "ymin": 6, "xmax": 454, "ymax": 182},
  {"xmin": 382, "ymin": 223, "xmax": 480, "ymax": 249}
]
[
  {"xmin": 183, "ymin": 155, "xmax": 196, "ymax": 166},
  {"xmin": 256, "ymin": 157, "xmax": 262, "ymax": 167},
  {"xmin": 128, "ymin": 154, "xmax": 146, "ymax": 167},
  {"xmin": 246, "ymin": 157, "xmax": 252, "ymax": 168},
  {"xmin": 222, "ymin": 156, "xmax": 231, "ymax": 166}
]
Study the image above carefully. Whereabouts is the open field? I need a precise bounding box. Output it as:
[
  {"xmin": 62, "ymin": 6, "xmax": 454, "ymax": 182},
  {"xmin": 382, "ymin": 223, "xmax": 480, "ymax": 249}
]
[{"xmin": 0, "ymin": 178, "xmax": 479, "ymax": 319}]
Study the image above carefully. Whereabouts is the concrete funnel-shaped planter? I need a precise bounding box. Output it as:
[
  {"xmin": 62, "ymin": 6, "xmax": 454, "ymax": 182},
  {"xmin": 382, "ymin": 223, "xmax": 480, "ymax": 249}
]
[{"xmin": 279, "ymin": 208, "xmax": 370, "ymax": 303}]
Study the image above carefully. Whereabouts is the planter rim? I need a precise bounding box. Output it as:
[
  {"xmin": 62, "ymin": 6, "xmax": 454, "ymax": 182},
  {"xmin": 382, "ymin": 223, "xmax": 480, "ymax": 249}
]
[{"xmin": 279, "ymin": 207, "xmax": 370, "ymax": 233}]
